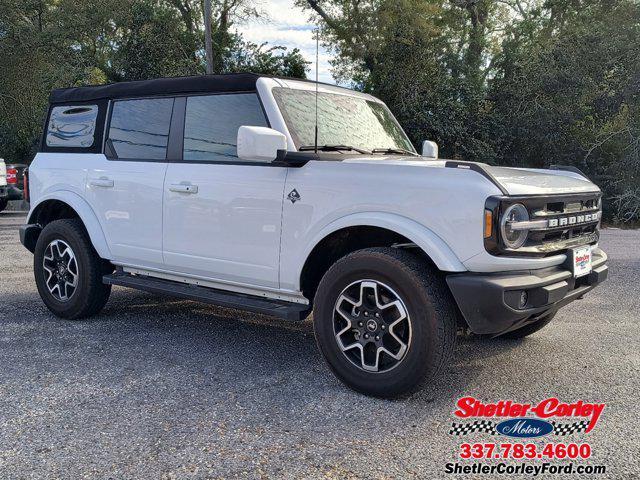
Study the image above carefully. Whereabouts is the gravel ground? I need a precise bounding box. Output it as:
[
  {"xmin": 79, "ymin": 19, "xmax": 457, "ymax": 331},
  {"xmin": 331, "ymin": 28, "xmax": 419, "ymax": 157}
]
[{"xmin": 0, "ymin": 211, "xmax": 638, "ymax": 479}]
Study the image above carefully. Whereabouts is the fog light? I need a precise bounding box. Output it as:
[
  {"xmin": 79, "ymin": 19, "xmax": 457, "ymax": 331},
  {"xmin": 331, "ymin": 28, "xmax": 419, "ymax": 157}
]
[{"xmin": 519, "ymin": 290, "xmax": 528, "ymax": 309}]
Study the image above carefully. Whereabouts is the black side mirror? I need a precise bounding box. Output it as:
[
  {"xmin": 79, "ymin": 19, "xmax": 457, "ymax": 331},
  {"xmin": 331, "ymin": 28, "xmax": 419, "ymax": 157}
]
[{"xmin": 271, "ymin": 150, "xmax": 312, "ymax": 168}]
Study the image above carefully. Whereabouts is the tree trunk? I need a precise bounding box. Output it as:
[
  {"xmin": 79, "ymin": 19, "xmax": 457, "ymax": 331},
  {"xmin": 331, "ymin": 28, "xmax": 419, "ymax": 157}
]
[
  {"xmin": 463, "ymin": 0, "xmax": 488, "ymax": 90},
  {"xmin": 212, "ymin": 2, "xmax": 229, "ymax": 74},
  {"xmin": 204, "ymin": 0, "xmax": 214, "ymax": 74}
]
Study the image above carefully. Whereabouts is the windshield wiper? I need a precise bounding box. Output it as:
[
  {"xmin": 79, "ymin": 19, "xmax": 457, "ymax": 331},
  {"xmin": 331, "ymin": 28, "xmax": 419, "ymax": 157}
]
[
  {"xmin": 372, "ymin": 147, "xmax": 420, "ymax": 156},
  {"xmin": 299, "ymin": 144, "xmax": 371, "ymax": 154}
]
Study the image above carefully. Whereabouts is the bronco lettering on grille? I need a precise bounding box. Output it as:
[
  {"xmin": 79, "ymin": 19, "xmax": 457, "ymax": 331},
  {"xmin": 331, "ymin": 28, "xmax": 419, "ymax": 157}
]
[{"xmin": 547, "ymin": 211, "xmax": 600, "ymax": 228}]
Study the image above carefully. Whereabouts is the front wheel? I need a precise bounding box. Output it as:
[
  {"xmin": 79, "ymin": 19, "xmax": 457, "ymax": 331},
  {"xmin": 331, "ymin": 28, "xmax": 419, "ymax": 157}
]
[
  {"xmin": 313, "ymin": 248, "xmax": 457, "ymax": 398},
  {"xmin": 34, "ymin": 219, "xmax": 112, "ymax": 319}
]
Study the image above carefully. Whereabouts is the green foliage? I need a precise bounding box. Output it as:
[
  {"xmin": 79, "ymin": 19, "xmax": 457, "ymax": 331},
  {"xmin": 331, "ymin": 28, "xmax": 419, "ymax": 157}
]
[
  {"xmin": 2, "ymin": 0, "xmax": 639, "ymax": 223},
  {"xmin": 0, "ymin": 0, "xmax": 308, "ymax": 164},
  {"xmin": 488, "ymin": 1, "xmax": 640, "ymax": 222},
  {"xmin": 298, "ymin": 0, "xmax": 640, "ymax": 223},
  {"xmin": 110, "ymin": 1, "xmax": 202, "ymax": 81},
  {"xmin": 225, "ymin": 40, "xmax": 309, "ymax": 78}
]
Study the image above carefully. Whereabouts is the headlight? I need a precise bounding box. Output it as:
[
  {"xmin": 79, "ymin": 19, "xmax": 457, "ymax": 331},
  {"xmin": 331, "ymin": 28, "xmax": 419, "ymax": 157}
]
[{"xmin": 500, "ymin": 203, "xmax": 529, "ymax": 249}]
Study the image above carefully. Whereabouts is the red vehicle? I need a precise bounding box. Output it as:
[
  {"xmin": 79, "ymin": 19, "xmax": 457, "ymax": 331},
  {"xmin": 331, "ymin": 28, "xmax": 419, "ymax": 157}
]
[{"xmin": 0, "ymin": 161, "xmax": 27, "ymax": 212}]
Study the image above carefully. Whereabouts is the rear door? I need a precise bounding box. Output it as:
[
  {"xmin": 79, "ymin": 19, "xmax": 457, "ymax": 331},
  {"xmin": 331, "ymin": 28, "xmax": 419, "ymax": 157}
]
[
  {"xmin": 162, "ymin": 93, "xmax": 287, "ymax": 289},
  {"xmin": 85, "ymin": 97, "xmax": 174, "ymax": 268}
]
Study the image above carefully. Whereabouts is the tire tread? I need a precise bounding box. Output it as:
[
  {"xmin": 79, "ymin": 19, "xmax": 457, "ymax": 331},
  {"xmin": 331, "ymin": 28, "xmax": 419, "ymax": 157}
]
[
  {"xmin": 313, "ymin": 247, "xmax": 458, "ymax": 397},
  {"xmin": 34, "ymin": 218, "xmax": 111, "ymax": 319}
]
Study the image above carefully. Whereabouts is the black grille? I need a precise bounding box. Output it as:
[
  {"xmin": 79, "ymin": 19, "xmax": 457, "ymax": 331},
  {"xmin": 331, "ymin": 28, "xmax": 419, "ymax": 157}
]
[
  {"xmin": 530, "ymin": 224, "xmax": 598, "ymax": 243},
  {"xmin": 522, "ymin": 194, "xmax": 601, "ymax": 255},
  {"xmin": 485, "ymin": 192, "xmax": 602, "ymax": 257}
]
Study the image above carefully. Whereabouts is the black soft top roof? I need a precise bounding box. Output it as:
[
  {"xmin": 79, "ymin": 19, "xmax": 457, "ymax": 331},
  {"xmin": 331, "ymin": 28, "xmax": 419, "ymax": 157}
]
[{"xmin": 49, "ymin": 73, "xmax": 263, "ymax": 104}]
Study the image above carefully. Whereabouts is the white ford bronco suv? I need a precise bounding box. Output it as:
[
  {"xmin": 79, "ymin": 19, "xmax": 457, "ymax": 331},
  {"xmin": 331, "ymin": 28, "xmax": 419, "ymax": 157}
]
[{"xmin": 20, "ymin": 73, "xmax": 608, "ymax": 397}]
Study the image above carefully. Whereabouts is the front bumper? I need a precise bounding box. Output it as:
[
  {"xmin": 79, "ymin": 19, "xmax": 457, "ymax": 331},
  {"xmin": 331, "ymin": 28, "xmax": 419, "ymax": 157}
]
[{"xmin": 446, "ymin": 248, "xmax": 608, "ymax": 335}]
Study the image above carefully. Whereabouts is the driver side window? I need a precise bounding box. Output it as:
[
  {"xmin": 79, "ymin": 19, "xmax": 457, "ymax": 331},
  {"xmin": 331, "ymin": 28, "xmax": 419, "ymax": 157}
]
[{"xmin": 183, "ymin": 94, "xmax": 268, "ymax": 162}]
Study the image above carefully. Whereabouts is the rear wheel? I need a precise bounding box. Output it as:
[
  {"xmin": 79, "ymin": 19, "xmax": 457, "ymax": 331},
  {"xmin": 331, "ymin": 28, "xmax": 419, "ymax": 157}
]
[
  {"xmin": 0, "ymin": 198, "xmax": 7, "ymax": 212},
  {"xmin": 313, "ymin": 247, "xmax": 457, "ymax": 398},
  {"xmin": 500, "ymin": 312, "xmax": 557, "ymax": 339},
  {"xmin": 34, "ymin": 219, "xmax": 112, "ymax": 319}
]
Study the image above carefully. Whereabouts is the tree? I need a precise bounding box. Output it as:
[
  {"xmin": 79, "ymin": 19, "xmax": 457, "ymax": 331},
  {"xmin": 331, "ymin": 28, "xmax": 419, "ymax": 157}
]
[
  {"xmin": 225, "ymin": 38, "xmax": 309, "ymax": 78},
  {"xmin": 0, "ymin": 0, "xmax": 308, "ymax": 166},
  {"xmin": 294, "ymin": 0, "xmax": 502, "ymax": 161},
  {"xmin": 297, "ymin": 0, "xmax": 640, "ymax": 223},
  {"xmin": 489, "ymin": 0, "xmax": 640, "ymax": 222},
  {"xmin": 111, "ymin": 1, "xmax": 203, "ymax": 80}
]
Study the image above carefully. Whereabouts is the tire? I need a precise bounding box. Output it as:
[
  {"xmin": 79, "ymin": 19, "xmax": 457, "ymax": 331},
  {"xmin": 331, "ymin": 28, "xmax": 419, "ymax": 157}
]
[
  {"xmin": 34, "ymin": 218, "xmax": 112, "ymax": 319},
  {"xmin": 0, "ymin": 198, "xmax": 7, "ymax": 212},
  {"xmin": 500, "ymin": 312, "xmax": 557, "ymax": 339},
  {"xmin": 313, "ymin": 247, "xmax": 457, "ymax": 398}
]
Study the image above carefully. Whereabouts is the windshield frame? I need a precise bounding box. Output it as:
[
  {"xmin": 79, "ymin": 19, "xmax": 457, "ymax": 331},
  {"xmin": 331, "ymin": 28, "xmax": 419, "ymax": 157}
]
[{"xmin": 271, "ymin": 86, "xmax": 417, "ymax": 155}]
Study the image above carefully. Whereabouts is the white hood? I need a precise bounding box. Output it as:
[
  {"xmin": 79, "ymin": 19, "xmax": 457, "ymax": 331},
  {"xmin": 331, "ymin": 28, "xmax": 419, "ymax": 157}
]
[
  {"xmin": 484, "ymin": 166, "xmax": 599, "ymax": 196},
  {"xmin": 342, "ymin": 156, "xmax": 600, "ymax": 196}
]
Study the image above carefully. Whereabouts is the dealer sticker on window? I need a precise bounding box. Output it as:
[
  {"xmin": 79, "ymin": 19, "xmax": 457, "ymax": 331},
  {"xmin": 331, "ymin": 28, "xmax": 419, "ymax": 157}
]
[{"xmin": 572, "ymin": 246, "xmax": 592, "ymax": 278}]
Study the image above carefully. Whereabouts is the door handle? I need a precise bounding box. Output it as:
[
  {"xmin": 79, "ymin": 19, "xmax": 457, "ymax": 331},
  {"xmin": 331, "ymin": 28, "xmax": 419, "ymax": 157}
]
[
  {"xmin": 169, "ymin": 183, "xmax": 198, "ymax": 194},
  {"xmin": 89, "ymin": 177, "xmax": 114, "ymax": 188}
]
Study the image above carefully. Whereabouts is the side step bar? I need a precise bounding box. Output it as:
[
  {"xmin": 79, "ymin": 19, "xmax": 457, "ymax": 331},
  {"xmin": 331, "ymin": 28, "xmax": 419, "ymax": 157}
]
[{"xmin": 103, "ymin": 272, "xmax": 311, "ymax": 321}]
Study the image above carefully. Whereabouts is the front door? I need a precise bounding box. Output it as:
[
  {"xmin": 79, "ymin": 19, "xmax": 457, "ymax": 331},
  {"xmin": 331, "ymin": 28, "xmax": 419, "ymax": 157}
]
[
  {"xmin": 162, "ymin": 93, "xmax": 286, "ymax": 289},
  {"xmin": 85, "ymin": 97, "xmax": 174, "ymax": 268}
]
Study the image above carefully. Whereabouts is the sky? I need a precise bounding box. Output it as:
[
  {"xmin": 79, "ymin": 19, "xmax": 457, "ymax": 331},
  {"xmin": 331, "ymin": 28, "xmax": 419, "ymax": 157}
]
[{"xmin": 236, "ymin": 0, "xmax": 335, "ymax": 84}]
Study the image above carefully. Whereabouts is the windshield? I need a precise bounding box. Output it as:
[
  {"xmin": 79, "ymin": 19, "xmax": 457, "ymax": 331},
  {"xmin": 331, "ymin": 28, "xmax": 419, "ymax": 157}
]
[{"xmin": 272, "ymin": 88, "xmax": 416, "ymax": 154}]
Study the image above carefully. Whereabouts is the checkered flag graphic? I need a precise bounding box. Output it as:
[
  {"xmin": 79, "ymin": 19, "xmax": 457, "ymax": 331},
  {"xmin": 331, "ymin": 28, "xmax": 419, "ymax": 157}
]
[
  {"xmin": 551, "ymin": 420, "xmax": 590, "ymax": 436},
  {"xmin": 449, "ymin": 420, "xmax": 497, "ymax": 436}
]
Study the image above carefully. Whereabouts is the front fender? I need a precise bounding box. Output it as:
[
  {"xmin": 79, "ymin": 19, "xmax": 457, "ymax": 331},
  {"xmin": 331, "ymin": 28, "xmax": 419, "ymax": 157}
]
[
  {"xmin": 27, "ymin": 190, "xmax": 112, "ymax": 259},
  {"xmin": 288, "ymin": 212, "xmax": 466, "ymax": 291}
]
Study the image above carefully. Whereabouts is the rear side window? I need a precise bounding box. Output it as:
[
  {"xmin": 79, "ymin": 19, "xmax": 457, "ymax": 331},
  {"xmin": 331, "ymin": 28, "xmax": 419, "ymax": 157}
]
[
  {"xmin": 46, "ymin": 105, "xmax": 98, "ymax": 148},
  {"xmin": 107, "ymin": 98, "xmax": 174, "ymax": 160},
  {"xmin": 183, "ymin": 94, "xmax": 267, "ymax": 161}
]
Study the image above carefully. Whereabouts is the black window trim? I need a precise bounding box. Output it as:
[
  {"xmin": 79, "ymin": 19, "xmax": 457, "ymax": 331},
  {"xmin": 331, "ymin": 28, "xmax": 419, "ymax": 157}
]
[
  {"xmin": 40, "ymin": 100, "xmax": 107, "ymax": 153},
  {"xmin": 167, "ymin": 97, "xmax": 186, "ymax": 161}
]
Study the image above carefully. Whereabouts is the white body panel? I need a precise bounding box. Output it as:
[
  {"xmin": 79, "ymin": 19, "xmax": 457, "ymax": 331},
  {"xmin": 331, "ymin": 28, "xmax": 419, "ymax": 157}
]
[
  {"xmin": 27, "ymin": 77, "xmax": 603, "ymax": 302},
  {"xmin": 162, "ymin": 163, "xmax": 286, "ymax": 289},
  {"xmin": 85, "ymin": 155, "xmax": 167, "ymax": 267},
  {"xmin": 27, "ymin": 153, "xmax": 111, "ymax": 258}
]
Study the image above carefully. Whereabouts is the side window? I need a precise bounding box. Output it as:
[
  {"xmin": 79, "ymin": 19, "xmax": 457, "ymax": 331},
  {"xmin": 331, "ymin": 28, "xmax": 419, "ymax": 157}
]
[
  {"xmin": 107, "ymin": 98, "xmax": 174, "ymax": 160},
  {"xmin": 46, "ymin": 105, "xmax": 98, "ymax": 148},
  {"xmin": 183, "ymin": 94, "xmax": 267, "ymax": 162}
]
